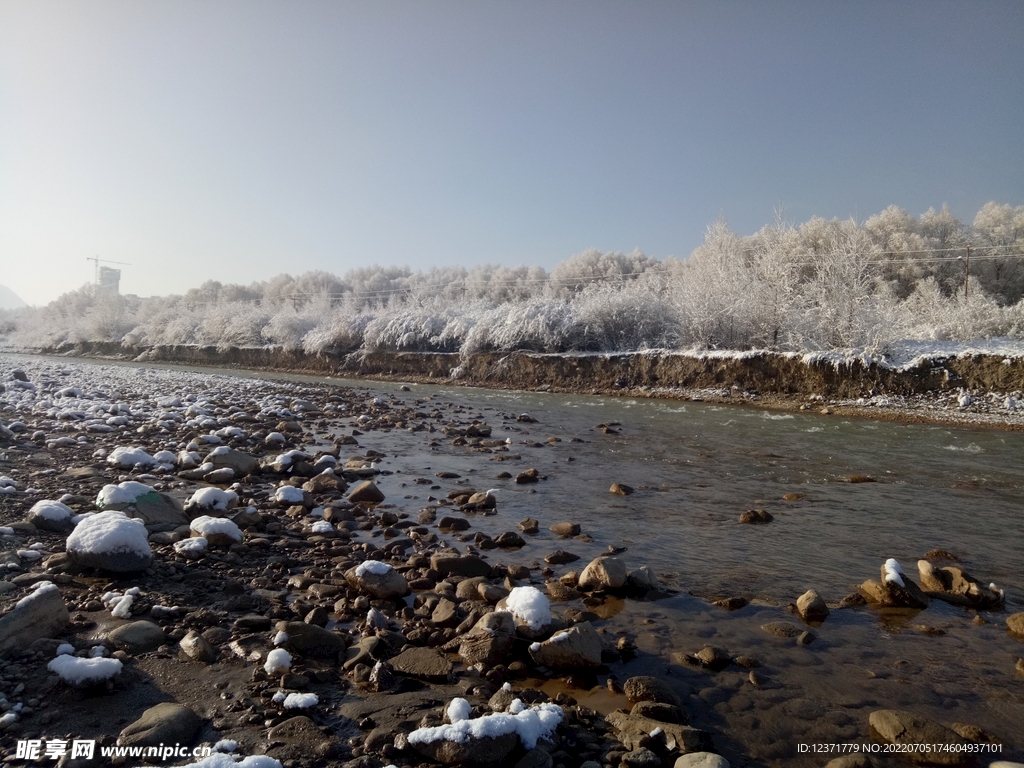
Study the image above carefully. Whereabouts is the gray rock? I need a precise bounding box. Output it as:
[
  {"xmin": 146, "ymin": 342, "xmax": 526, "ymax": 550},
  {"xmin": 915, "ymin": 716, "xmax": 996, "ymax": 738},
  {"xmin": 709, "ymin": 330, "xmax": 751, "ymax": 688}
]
[
  {"xmin": 206, "ymin": 449, "xmax": 260, "ymax": 477},
  {"xmin": 108, "ymin": 621, "xmax": 166, "ymax": 654},
  {"xmin": 459, "ymin": 611, "xmax": 517, "ymax": 666},
  {"xmin": 760, "ymin": 621, "xmax": 804, "ymax": 638},
  {"xmin": 118, "ymin": 703, "xmax": 201, "ymax": 748},
  {"xmin": 868, "ymin": 710, "xmax": 969, "ymax": 766},
  {"xmin": 345, "ymin": 563, "xmax": 410, "ymax": 600},
  {"xmin": 411, "ymin": 731, "xmax": 520, "ymax": 766},
  {"xmin": 824, "ymin": 756, "xmax": 873, "ymax": 768},
  {"xmin": 530, "ymin": 621, "xmax": 602, "ymax": 669},
  {"xmin": 266, "ymin": 715, "xmax": 341, "ymax": 761},
  {"xmin": 622, "ymin": 748, "xmax": 661, "ymax": 768},
  {"xmin": 578, "ymin": 557, "xmax": 627, "ymax": 591},
  {"xmin": 430, "ymin": 553, "xmax": 491, "ymax": 577},
  {"xmin": 66, "ymin": 511, "xmax": 153, "ymax": 573},
  {"xmin": 276, "ymin": 620, "xmax": 348, "ymax": 659},
  {"xmin": 0, "ymin": 586, "xmax": 69, "ymax": 655},
  {"xmin": 626, "ymin": 566, "xmax": 661, "ymax": 591},
  {"xmin": 549, "ymin": 522, "xmax": 581, "ymax": 537},
  {"xmin": 674, "ymin": 754, "xmax": 730, "ymax": 768},
  {"xmin": 389, "ymin": 647, "xmax": 453, "ymax": 682}
]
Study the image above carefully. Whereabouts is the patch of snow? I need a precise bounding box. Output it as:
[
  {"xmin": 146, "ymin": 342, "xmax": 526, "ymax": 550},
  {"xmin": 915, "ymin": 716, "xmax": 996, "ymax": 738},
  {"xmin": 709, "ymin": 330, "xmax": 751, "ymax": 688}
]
[
  {"xmin": 66, "ymin": 511, "xmax": 151, "ymax": 559},
  {"xmin": 505, "ymin": 586, "xmax": 552, "ymax": 630},
  {"xmin": 408, "ymin": 700, "xmax": 563, "ymax": 750},
  {"xmin": 47, "ymin": 654, "xmax": 123, "ymax": 685},
  {"xmin": 447, "ymin": 697, "xmax": 472, "ymax": 723},
  {"xmin": 264, "ymin": 648, "xmax": 292, "ymax": 675},
  {"xmin": 187, "ymin": 487, "xmax": 238, "ymax": 511},
  {"xmin": 282, "ymin": 692, "xmax": 318, "ymax": 709},
  {"xmin": 883, "ymin": 558, "xmax": 905, "ymax": 587},
  {"xmin": 190, "ymin": 516, "xmax": 242, "ymax": 542},
  {"xmin": 96, "ymin": 481, "xmax": 154, "ymax": 508},
  {"xmin": 355, "ymin": 559, "xmax": 393, "ymax": 577}
]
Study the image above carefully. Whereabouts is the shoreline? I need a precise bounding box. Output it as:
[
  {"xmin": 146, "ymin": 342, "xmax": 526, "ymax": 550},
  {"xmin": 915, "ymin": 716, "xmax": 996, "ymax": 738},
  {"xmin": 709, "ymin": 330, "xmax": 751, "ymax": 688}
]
[{"xmin": 7, "ymin": 342, "xmax": 1024, "ymax": 432}]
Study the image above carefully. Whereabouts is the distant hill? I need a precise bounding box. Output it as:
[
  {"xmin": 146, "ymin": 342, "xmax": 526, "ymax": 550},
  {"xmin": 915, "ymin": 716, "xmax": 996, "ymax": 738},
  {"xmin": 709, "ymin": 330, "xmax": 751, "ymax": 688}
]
[{"xmin": 0, "ymin": 285, "xmax": 27, "ymax": 310}]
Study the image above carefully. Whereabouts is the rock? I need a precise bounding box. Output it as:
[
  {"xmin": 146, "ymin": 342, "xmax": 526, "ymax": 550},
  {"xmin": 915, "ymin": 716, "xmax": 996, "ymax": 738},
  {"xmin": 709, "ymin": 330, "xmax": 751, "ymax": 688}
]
[
  {"xmin": 622, "ymin": 748, "xmax": 661, "ymax": 768},
  {"xmin": 389, "ymin": 647, "xmax": 453, "ymax": 682},
  {"xmin": 494, "ymin": 531, "xmax": 525, "ymax": 548},
  {"xmin": 606, "ymin": 711, "xmax": 712, "ymax": 754},
  {"xmin": 824, "ymin": 756, "xmax": 873, "ymax": 768},
  {"xmin": 411, "ymin": 731, "xmax": 520, "ymax": 766},
  {"xmin": 0, "ymin": 586, "xmax": 69, "ymax": 655},
  {"xmin": 858, "ymin": 564, "xmax": 930, "ymax": 609},
  {"xmin": 118, "ymin": 703, "xmax": 201, "ymax": 748},
  {"xmin": 430, "ymin": 553, "xmax": 491, "ymax": 577},
  {"xmin": 127, "ymin": 492, "xmax": 188, "ymax": 528},
  {"xmin": 1008, "ymin": 613, "xmax": 1024, "ymax": 638},
  {"xmin": 515, "ymin": 469, "xmax": 540, "ymax": 484},
  {"xmin": 739, "ymin": 509, "xmax": 773, "ymax": 524},
  {"xmin": 550, "ymin": 522, "xmax": 581, "ymax": 536},
  {"xmin": 631, "ymin": 701, "xmax": 687, "ymax": 724},
  {"xmin": 529, "ymin": 621, "xmax": 602, "ymax": 668},
  {"xmin": 66, "ymin": 510, "xmax": 153, "ymax": 572},
  {"xmin": 760, "ymin": 621, "xmax": 803, "ymax": 638},
  {"xmin": 179, "ymin": 630, "xmax": 218, "ymax": 663},
  {"xmin": 694, "ymin": 645, "xmax": 731, "ymax": 670},
  {"xmin": 518, "ymin": 518, "xmax": 540, "ymax": 534},
  {"xmin": 266, "ymin": 715, "xmax": 341, "ymax": 760},
  {"xmin": 206, "ymin": 448, "xmax": 260, "ymax": 477},
  {"xmin": 868, "ymin": 710, "xmax": 970, "ymax": 765},
  {"xmin": 626, "ymin": 566, "xmax": 660, "ymax": 591},
  {"xmin": 796, "ymin": 589, "xmax": 830, "ymax": 621},
  {"xmin": 674, "ymin": 754, "xmax": 731, "ymax": 768},
  {"xmin": 624, "ymin": 676, "xmax": 681, "ymax": 707},
  {"xmin": 918, "ymin": 560, "xmax": 1004, "ymax": 609},
  {"xmin": 303, "ymin": 473, "xmax": 347, "ymax": 494},
  {"xmin": 459, "ymin": 611, "xmax": 517, "ymax": 666},
  {"xmin": 514, "ymin": 747, "xmax": 554, "ymax": 768},
  {"xmin": 348, "ymin": 480, "xmax": 385, "ymax": 504},
  {"xmin": 609, "ymin": 483, "xmax": 634, "ymax": 496},
  {"xmin": 345, "ymin": 563, "xmax": 410, "ymax": 600},
  {"xmin": 108, "ymin": 620, "xmax": 166, "ymax": 654},
  {"xmin": 545, "ymin": 550, "xmax": 581, "ymax": 565},
  {"xmin": 578, "ymin": 557, "xmax": 627, "ymax": 591},
  {"xmin": 276, "ymin": 621, "xmax": 348, "ymax": 659},
  {"xmin": 26, "ymin": 500, "xmax": 75, "ymax": 532},
  {"xmin": 711, "ymin": 596, "xmax": 748, "ymax": 610}
]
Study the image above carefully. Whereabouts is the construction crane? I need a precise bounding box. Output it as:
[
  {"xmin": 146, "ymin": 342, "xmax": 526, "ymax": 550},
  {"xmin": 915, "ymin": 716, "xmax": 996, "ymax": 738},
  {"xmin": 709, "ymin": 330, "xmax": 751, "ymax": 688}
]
[{"xmin": 86, "ymin": 256, "xmax": 131, "ymax": 289}]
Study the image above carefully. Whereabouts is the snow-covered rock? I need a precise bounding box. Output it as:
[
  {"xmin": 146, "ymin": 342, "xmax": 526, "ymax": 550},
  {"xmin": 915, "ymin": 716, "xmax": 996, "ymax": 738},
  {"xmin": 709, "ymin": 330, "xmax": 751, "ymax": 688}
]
[
  {"xmin": 190, "ymin": 516, "xmax": 242, "ymax": 546},
  {"xmin": 47, "ymin": 655, "xmax": 123, "ymax": 686},
  {"xmin": 26, "ymin": 500, "xmax": 75, "ymax": 532},
  {"xmin": 345, "ymin": 559, "xmax": 409, "ymax": 600},
  {"xmin": 66, "ymin": 511, "xmax": 153, "ymax": 572},
  {"xmin": 184, "ymin": 487, "xmax": 238, "ymax": 515}
]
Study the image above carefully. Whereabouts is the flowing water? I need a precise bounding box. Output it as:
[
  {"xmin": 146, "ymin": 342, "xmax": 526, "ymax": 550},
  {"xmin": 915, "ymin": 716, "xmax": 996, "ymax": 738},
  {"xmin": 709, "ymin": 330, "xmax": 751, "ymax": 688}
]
[{"xmin": 16, "ymin": 357, "xmax": 1024, "ymax": 764}]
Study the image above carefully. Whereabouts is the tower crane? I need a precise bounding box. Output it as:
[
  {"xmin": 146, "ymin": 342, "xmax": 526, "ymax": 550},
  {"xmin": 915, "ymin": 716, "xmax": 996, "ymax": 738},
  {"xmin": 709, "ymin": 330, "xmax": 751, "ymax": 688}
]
[{"xmin": 86, "ymin": 256, "xmax": 131, "ymax": 286}]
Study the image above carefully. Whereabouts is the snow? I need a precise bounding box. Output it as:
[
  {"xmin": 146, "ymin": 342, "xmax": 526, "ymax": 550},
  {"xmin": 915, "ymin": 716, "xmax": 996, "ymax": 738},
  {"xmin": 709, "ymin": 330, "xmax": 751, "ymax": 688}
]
[
  {"xmin": 273, "ymin": 631, "xmax": 289, "ymax": 646},
  {"xmin": 408, "ymin": 700, "xmax": 563, "ymax": 750},
  {"xmin": 274, "ymin": 485, "xmax": 305, "ymax": 504},
  {"xmin": 355, "ymin": 559, "xmax": 393, "ymax": 577},
  {"xmin": 447, "ymin": 697, "xmax": 472, "ymax": 723},
  {"xmin": 190, "ymin": 515, "xmax": 243, "ymax": 542},
  {"xmin": 505, "ymin": 586, "xmax": 552, "ymax": 630},
  {"xmin": 96, "ymin": 481, "xmax": 154, "ymax": 508},
  {"xmin": 187, "ymin": 487, "xmax": 238, "ymax": 511},
  {"xmin": 171, "ymin": 755, "xmax": 283, "ymax": 768},
  {"xmin": 28, "ymin": 499, "xmax": 74, "ymax": 522},
  {"xmin": 309, "ymin": 520, "xmax": 333, "ymax": 534},
  {"xmin": 47, "ymin": 654, "xmax": 123, "ymax": 685},
  {"xmin": 282, "ymin": 692, "xmax": 318, "ymax": 709},
  {"xmin": 213, "ymin": 740, "xmax": 238, "ymax": 753},
  {"xmin": 508, "ymin": 699, "xmax": 525, "ymax": 714},
  {"xmin": 884, "ymin": 558, "xmax": 905, "ymax": 587},
  {"xmin": 174, "ymin": 537, "xmax": 208, "ymax": 554},
  {"xmin": 15, "ymin": 581, "xmax": 58, "ymax": 609},
  {"xmin": 106, "ymin": 446, "xmax": 158, "ymax": 469},
  {"xmin": 264, "ymin": 649, "xmax": 292, "ymax": 675},
  {"xmin": 111, "ymin": 594, "xmax": 134, "ymax": 618},
  {"xmin": 55, "ymin": 643, "xmax": 75, "ymax": 656},
  {"xmin": 66, "ymin": 511, "xmax": 152, "ymax": 559}
]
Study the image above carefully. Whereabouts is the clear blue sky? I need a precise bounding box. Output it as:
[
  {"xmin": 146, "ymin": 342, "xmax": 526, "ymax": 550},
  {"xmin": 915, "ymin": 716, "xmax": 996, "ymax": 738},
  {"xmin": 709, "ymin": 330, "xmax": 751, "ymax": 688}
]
[{"xmin": 1, "ymin": 0, "xmax": 1022, "ymax": 306}]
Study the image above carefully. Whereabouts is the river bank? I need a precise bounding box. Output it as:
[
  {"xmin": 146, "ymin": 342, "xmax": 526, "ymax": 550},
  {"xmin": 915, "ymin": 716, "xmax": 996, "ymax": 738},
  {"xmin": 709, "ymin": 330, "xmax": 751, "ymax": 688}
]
[
  {"xmin": 1, "ymin": 354, "xmax": 1022, "ymax": 768},
  {"xmin": 10, "ymin": 341, "xmax": 1024, "ymax": 431}
]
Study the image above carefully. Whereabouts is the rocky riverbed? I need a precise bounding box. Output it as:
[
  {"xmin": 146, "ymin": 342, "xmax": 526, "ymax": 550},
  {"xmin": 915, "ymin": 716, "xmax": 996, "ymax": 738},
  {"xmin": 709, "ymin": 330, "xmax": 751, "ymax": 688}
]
[{"xmin": 1, "ymin": 356, "xmax": 1022, "ymax": 768}]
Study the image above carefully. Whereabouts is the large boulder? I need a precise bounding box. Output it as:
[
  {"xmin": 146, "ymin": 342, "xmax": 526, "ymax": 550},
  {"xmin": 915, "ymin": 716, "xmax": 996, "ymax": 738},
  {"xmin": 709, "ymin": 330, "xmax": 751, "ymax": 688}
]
[
  {"xmin": 348, "ymin": 480, "xmax": 385, "ymax": 504},
  {"xmin": 431, "ymin": 553, "xmax": 491, "ymax": 578},
  {"xmin": 108, "ymin": 620, "xmax": 166, "ymax": 654},
  {"xmin": 205, "ymin": 448, "xmax": 260, "ymax": 477},
  {"xmin": 529, "ymin": 622, "xmax": 602, "ymax": 669},
  {"xmin": 624, "ymin": 676, "xmax": 682, "ymax": 707},
  {"xmin": 66, "ymin": 511, "xmax": 153, "ymax": 573},
  {"xmin": 389, "ymin": 647, "xmax": 453, "ymax": 683},
  {"xmin": 0, "ymin": 584, "xmax": 69, "ymax": 655},
  {"xmin": 276, "ymin": 621, "xmax": 348, "ymax": 659},
  {"xmin": 796, "ymin": 589, "xmax": 830, "ymax": 622}
]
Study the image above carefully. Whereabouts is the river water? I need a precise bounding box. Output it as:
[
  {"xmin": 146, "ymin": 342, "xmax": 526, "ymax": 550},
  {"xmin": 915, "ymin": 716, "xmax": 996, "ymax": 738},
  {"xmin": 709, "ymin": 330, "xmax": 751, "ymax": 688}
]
[{"xmin": 10, "ymin": 356, "xmax": 1024, "ymax": 764}]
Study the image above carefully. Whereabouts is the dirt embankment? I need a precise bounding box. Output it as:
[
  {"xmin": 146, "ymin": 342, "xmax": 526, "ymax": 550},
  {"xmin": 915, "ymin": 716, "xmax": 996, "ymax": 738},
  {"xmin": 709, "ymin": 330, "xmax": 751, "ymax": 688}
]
[{"xmin": 37, "ymin": 341, "xmax": 1024, "ymax": 401}]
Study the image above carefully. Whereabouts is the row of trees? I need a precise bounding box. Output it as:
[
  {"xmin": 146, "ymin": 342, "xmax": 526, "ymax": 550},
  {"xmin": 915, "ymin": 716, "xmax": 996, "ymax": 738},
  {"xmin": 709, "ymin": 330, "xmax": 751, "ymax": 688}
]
[{"xmin": 4, "ymin": 202, "xmax": 1023, "ymax": 356}]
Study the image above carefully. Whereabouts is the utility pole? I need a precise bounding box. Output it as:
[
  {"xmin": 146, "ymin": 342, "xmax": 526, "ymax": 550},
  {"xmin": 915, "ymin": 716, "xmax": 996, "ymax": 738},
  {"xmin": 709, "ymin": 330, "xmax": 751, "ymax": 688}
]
[{"xmin": 964, "ymin": 246, "xmax": 970, "ymax": 298}]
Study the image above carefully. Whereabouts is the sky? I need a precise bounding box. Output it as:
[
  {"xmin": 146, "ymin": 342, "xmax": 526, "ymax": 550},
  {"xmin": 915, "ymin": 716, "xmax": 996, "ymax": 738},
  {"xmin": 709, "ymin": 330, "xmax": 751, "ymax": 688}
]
[{"xmin": 1, "ymin": 1, "xmax": 1022, "ymax": 307}]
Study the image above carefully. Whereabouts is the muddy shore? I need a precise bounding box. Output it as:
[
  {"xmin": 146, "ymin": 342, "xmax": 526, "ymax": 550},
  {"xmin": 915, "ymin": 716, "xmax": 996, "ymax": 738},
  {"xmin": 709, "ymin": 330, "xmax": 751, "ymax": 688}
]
[
  {"xmin": 1, "ymin": 355, "xmax": 1022, "ymax": 768},
  {"xmin": 14, "ymin": 343, "xmax": 1024, "ymax": 431}
]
